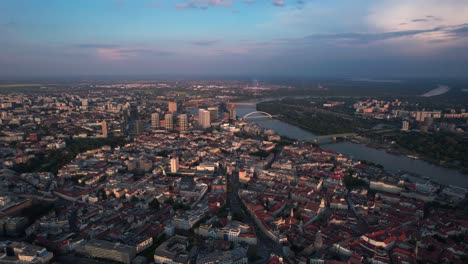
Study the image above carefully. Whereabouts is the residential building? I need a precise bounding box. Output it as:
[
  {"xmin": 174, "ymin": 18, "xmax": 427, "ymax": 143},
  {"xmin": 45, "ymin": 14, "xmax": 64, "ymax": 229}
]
[
  {"xmin": 171, "ymin": 157, "xmax": 179, "ymax": 173},
  {"xmin": 199, "ymin": 109, "xmax": 211, "ymax": 129},
  {"xmin": 151, "ymin": 113, "xmax": 160, "ymax": 129},
  {"xmin": 228, "ymin": 103, "xmax": 236, "ymax": 120},
  {"xmin": 207, "ymin": 107, "xmax": 218, "ymax": 122},
  {"xmin": 165, "ymin": 114, "xmax": 174, "ymax": 130},
  {"xmin": 178, "ymin": 114, "xmax": 188, "ymax": 131},
  {"xmin": 415, "ymin": 111, "xmax": 441, "ymax": 122},
  {"xmin": 168, "ymin": 102, "xmax": 177, "ymax": 113},
  {"xmin": 154, "ymin": 235, "xmax": 189, "ymax": 264},
  {"xmin": 102, "ymin": 120, "xmax": 108, "ymax": 137},
  {"xmin": 135, "ymin": 120, "xmax": 144, "ymax": 135}
]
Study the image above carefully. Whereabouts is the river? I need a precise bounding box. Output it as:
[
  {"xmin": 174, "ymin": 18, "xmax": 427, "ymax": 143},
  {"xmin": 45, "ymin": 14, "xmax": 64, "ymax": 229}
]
[{"xmin": 236, "ymin": 102, "xmax": 468, "ymax": 188}]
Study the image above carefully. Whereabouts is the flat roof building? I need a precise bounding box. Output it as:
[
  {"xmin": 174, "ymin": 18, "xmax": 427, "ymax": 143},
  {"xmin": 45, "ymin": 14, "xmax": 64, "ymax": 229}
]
[{"xmin": 77, "ymin": 239, "xmax": 136, "ymax": 264}]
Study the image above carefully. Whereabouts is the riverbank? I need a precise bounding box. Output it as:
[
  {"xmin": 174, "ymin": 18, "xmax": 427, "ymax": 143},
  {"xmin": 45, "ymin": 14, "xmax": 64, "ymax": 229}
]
[
  {"xmin": 237, "ymin": 101, "xmax": 468, "ymax": 188},
  {"xmin": 278, "ymin": 113, "xmax": 468, "ymax": 174},
  {"xmin": 258, "ymin": 102, "xmax": 468, "ymax": 175},
  {"xmin": 350, "ymin": 136, "xmax": 468, "ymax": 173}
]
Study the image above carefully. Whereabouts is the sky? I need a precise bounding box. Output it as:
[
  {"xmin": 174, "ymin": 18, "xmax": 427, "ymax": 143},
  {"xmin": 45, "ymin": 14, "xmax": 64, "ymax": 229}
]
[{"xmin": 1, "ymin": 0, "xmax": 468, "ymax": 78}]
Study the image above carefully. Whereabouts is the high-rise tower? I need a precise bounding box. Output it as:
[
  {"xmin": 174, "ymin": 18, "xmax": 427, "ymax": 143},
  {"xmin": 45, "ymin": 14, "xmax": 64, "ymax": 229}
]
[
  {"xmin": 228, "ymin": 103, "xmax": 236, "ymax": 120},
  {"xmin": 178, "ymin": 114, "xmax": 188, "ymax": 131},
  {"xmin": 151, "ymin": 113, "xmax": 160, "ymax": 129},
  {"xmin": 198, "ymin": 109, "xmax": 211, "ymax": 129},
  {"xmin": 102, "ymin": 120, "xmax": 108, "ymax": 137},
  {"xmin": 207, "ymin": 107, "xmax": 218, "ymax": 122},
  {"xmin": 135, "ymin": 120, "xmax": 144, "ymax": 135},
  {"xmin": 165, "ymin": 114, "xmax": 174, "ymax": 130}
]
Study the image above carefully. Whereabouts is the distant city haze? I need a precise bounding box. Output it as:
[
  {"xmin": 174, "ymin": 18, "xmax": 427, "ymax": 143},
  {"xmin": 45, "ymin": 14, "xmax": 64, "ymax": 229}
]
[{"xmin": 1, "ymin": 0, "xmax": 468, "ymax": 78}]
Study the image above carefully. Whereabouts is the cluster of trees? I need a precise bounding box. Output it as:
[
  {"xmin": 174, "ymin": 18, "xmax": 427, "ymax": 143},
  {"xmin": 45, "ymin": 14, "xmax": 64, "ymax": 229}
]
[
  {"xmin": 166, "ymin": 197, "xmax": 190, "ymax": 210},
  {"xmin": 358, "ymin": 160, "xmax": 384, "ymax": 169},
  {"xmin": 13, "ymin": 137, "xmax": 127, "ymax": 174},
  {"xmin": 272, "ymin": 135, "xmax": 296, "ymax": 146},
  {"xmin": 388, "ymin": 132, "xmax": 468, "ymax": 169},
  {"xmin": 257, "ymin": 101, "xmax": 373, "ymax": 135},
  {"xmin": 249, "ymin": 149, "xmax": 271, "ymax": 158},
  {"xmin": 233, "ymin": 131, "xmax": 253, "ymax": 139},
  {"xmin": 343, "ymin": 171, "xmax": 368, "ymax": 190}
]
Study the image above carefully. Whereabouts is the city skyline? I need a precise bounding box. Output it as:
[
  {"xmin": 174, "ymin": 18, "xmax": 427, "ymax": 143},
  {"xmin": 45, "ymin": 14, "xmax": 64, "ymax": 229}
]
[{"xmin": 1, "ymin": 0, "xmax": 468, "ymax": 78}]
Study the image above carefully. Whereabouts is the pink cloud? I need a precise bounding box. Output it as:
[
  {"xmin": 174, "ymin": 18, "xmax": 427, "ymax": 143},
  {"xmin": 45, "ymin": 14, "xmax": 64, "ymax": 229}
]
[
  {"xmin": 273, "ymin": 0, "xmax": 285, "ymax": 7},
  {"xmin": 96, "ymin": 48, "xmax": 123, "ymax": 60}
]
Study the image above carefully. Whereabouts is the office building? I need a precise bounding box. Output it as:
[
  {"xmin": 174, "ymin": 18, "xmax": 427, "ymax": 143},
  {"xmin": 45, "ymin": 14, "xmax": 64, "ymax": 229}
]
[
  {"xmin": 77, "ymin": 240, "xmax": 136, "ymax": 264},
  {"xmin": 151, "ymin": 113, "xmax": 160, "ymax": 129},
  {"xmin": 170, "ymin": 157, "xmax": 179, "ymax": 173},
  {"xmin": 198, "ymin": 109, "xmax": 211, "ymax": 129},
  {"xmin": 401, "ymin": 120, "xmax": 409, "ymax": 131},
  {"xmin": 165, "ymin": 114, "xmax": 174, "ymax": 130},
  {"xmin": 102, "ymin": 120, "xmax": 108, "ymax": 137},
  {"xmin": 168, "ymin": 102, "xmax": 177, "ymax": 113},
  {"xmin": 135, "ymin": 120, "xmax": 144, "ymax": 135},
  {"xmin": 207, "ymin": 107, "xmax": 218, "ymax": 122},
  {"xmin": 178, "ymin": 114, "xmax": 188, "ymax": 131},
  {"xmin": 228, "ymin": 103, "xmax": 236, "ymax": 120}
]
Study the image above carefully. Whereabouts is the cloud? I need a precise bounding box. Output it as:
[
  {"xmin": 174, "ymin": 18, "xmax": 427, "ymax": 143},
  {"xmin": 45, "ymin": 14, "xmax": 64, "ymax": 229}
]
[
  {"xmin": 94, "ymin": 47, "xmax": 173, "ymax": 60},
  {"xmin": 273, "ymin": 0, "xmax": 285, "ymax": 7},
  {"xmin": 176, "ymin": 0, "xmax": 232, "ymax": 9},
  {"xmin": 191, "ymin": 40, "xmax": 220, "ymax": 46},
  {"xmin": 448, "ymin": 25, "xmax": 468, "ymax": 37},
  {"xmin": 120, "ymin": 49, "xmax": 173, "ymax": 56},
  {"xmin": 76, "ymin": 44, "xmax": 120, "ymax": 49},
  {"xmin": 362, "ymin": 0, "xmax": 468, "ymax": 52},
  {"xmin": 302, "ymin": 24, "xmax": 468, "ymax": 45},
  {"xmin": 304, "ymin": 28, "xmax": 439, "ymax": 44},
  {"xmin": 411, "ymin": 19, "xmax": 429, "ymax": 23},
  {"xmin": 96, "ymin": 48, "xmax": 123, "ymax": 60},
  {"xmin": 368, "ymin": 0, "xmax": 468, "ymax": 33},
  {"xmin": 410, "ymin": 16, "xmax": 442, "ymax": 23}
]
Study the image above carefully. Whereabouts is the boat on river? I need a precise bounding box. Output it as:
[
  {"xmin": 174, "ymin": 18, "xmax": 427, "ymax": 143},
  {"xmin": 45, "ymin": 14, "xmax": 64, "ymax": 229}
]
[{"xmin": 407, "ymin": 155, "xmax": 419, "ymax": 160}]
